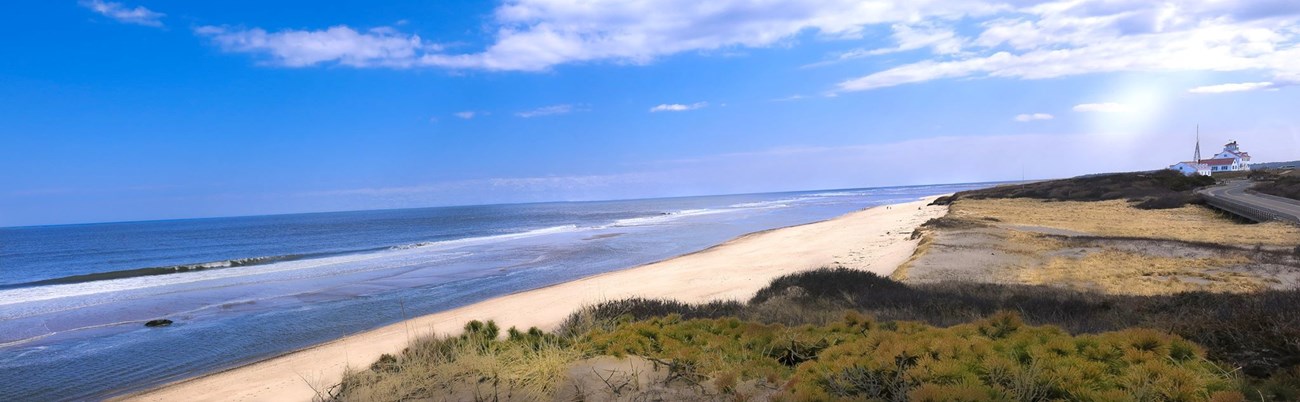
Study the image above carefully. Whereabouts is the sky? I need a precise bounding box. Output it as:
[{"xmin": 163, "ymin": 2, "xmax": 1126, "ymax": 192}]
[{"xmin": 2, "ymin": 0, "xmax": 1300, "ymax": 227}]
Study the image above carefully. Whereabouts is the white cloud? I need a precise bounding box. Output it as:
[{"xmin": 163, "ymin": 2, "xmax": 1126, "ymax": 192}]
[
  {"xmin": 1014, "ymin": 113, "xmax": 1054, "ymax": 122},
  {"xmin": 1188, "ymin": 81, "xmax": 1279, "ymax": 94},
  {"xmin": 416, "ymin": 0, "xmax": 1001, "ymax": 71},
  {"xmin": 193, "ymin": 0, "xmax": 1300, "ymax": 96},
  {"xmin": 79, "ymin": 0, "xmax": 164, "ymax": 27},
  {"xmin": 200, "ymin": 0, "xmax": 1001, "ymax": 70},
  {"xmin": 196, "ymin": 25, "xmax": 433, "ymax": 67},
  {"xmin": 836, "ymin": 1, "xmax": 1300, "ymax": 92},
  {"xmin": 516, "ymin": 104, "xmax": 581, "ymax": 118},
  {"xmin": 1073, "ymin": 102, "xmax": 1132, "ymax": 113},
  {"xmin": 649, "ymin": 102, "xmax": 708, "ymax": 112},
  {"xmin": 454, "ymin": 111, "xmax": 477, "ymax": 119},
  {"xmin": 809, "ymin": 22, "xmax": 966, "ymax": 67}
]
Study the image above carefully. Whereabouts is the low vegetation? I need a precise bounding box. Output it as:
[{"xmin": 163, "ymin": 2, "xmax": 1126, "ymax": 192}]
[
  {"xmin": 1250, "ymin": 169, "xmax": 1300, "ymax": 201},
  {"xmin": 948, "ymin": 198, "xmax": 1300, "ymax": 246},
  {"xmin": 899, "ymin": 197, "xmax": 1300, "ymax": 297},
  {"xmin": 333, "ymin": 321, "xmax": 581, "ymax": 401},
  {"xmin": 331, "ymin": 268, "xmax": 1300, "ymax": 401},
  {"xmin": 1023, "ymin": 249, "xmax": 1268, "ymax": 295},
  {"xmin": 933, "ymin": 170, "xmax": 1216, "ymax": 210}
]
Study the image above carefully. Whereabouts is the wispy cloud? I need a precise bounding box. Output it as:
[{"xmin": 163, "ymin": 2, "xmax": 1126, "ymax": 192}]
[
  {"xmin": 516, "ymin": 104, "xmax": 582, "ymax": 118},
  {"xmin": 1188, "ymin": 82, "xmax": 1280, "ymax": 94},
  {"xmin": 197, "ymin": 1, "xmax": 996, "ymax": 71},
  {"xmin": 196, "ymin": 25, "xmax": 434, "ymax": 67},
  {"xmin": 454, "ymin": 111, "xmax": 478, "ymax": 119},
  {"xmin": 807, "ymin": 23, "xmax": 965, "ymax": 68},
  {"xmin": 649, "ymin": 102, "xmax": 708, "ymax": 112},
  {"xmin": 1013, "ymin": 113, "xmax": 1053, "ymax": 122},
  {"xmin": 79, "ymin": 0, "xmax": 164, "ymax": 27},
  {"xmin": 1073, "ymin": 103, "xmax": 1132, "ymax": 113}
]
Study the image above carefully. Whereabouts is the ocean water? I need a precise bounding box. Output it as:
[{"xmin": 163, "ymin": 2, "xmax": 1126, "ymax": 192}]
[{"xmin": 0, "ymin": 183, "xmax": 993, "ymax": 400}]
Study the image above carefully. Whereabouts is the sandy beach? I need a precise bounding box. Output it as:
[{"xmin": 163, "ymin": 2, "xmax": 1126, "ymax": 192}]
[{"xmin": 120, "ymin": 196, "xmax": 946, "ymax": 402}]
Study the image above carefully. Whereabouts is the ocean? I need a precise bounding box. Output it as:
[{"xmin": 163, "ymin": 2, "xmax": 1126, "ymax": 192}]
[{"xmin": 0, "ymin": 183, "xmax": 992, "ymax": 400}]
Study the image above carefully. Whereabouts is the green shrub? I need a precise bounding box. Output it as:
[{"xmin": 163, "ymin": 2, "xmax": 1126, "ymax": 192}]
[
  {"xmin": 555, "ymin": 298, "xmax": 744, "ymax": 337},
  {"xmin": 1250, "ymin": 169, "xmax": 1300, "ymax": 201}
]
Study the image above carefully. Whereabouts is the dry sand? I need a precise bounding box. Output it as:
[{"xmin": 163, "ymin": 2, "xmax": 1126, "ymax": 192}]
[{"xmin": 119, "ymin": 196, "xmax": 946, "ymax": 402}]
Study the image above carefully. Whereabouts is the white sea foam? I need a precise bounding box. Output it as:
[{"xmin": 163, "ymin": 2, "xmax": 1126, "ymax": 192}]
[
  {"xmin": 389, "ymin": 225, "xmax": 582, "ymax": 250},
  {"xmin": 807, "ymin": 191, "xmax": 863, "ymax": 197},
  {"xmin": 728, "ymin": 195, "xmax": 828, "ymax": 209},
  {"xmin": 0, "ymin": 227, "xmax": 586, "ymax": 309},
  {"xmin": 605, "ymin": 209, "xmax": 733, "ymax": 227},
  {"xmin": 727, "ymin": 201, "xmax": 790, "ymax": 208}
]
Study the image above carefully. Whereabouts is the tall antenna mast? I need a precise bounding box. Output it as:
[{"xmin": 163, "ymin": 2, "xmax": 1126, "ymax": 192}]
[{"xmin": 1194, "ymin": 124, "xmax": 1201, "ymax": 163}]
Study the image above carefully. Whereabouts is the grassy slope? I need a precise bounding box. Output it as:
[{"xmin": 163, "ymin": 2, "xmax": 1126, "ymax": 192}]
[
  {"xmin": 933, "ymin": 169, "xmax": 1216, "ymax": 209},
  {"xmin": 331, "ymin": 268, "xmax": 1300, "ymax": 401}
]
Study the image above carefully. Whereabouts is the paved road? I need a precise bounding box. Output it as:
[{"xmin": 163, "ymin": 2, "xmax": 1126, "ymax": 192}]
[{"xmin": 1199, "ymin": 180, "xmax": 1300, "ymax": 224}]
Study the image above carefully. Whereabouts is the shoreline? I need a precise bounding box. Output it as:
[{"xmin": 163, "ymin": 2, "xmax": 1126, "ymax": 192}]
[{"xmin": 118, "ymin": 195, "xmax": 948, "ymax": 402}]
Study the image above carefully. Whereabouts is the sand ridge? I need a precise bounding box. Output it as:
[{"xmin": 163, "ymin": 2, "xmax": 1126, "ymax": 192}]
[{"xmin": 118, "ymin": 196, "xmax": 947, "ymax": 402}]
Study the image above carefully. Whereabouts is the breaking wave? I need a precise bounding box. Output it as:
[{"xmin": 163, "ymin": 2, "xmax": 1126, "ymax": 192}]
[
  {"xmin": 388, "ymin": 225, "xmax": 582, "ymax": 250},
  {"xmin": 0, "ymin": 255, "xmax": 310, "ymax": 290}
]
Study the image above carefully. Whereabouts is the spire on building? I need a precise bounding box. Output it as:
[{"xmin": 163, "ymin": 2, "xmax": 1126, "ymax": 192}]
[{"xmin": 1194, "ymin": 125, "xmax": 1201, "ymax": 163}]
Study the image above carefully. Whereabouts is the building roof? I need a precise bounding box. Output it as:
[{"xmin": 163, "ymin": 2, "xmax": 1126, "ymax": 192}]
[
  {"xmin": 1173, "ymin": 162, "xmax": 1209, "ymax": 169},
  {"xmin": 1200, "ymin": 158, "xmax": 1236, "ymax": 166}
]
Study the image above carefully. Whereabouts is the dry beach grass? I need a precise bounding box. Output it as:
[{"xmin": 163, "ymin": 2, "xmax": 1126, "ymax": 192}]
[
  {"xmin": 905, "ymin": 198, "xmax": 1300, "ymax": 295},
  {"xmin": 952, "ymin": 198, "xmax": 1300, "ymax": 247}
]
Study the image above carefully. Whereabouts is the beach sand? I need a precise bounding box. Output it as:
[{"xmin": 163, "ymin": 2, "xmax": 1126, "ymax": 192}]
[{"xmin": 119, "ymin": 196, "xmax": 946, "ymax": 402}]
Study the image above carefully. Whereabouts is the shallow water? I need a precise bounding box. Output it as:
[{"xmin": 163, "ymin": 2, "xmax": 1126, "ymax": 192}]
[{"xmin": 0, "ymin": 183, "xmax": 993, "ymax": 400}]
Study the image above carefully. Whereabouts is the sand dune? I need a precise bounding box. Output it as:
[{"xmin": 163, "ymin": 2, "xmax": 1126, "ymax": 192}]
[{"xmin": 119, "ymin": 196, "xmax": 946, "ymax": 402}]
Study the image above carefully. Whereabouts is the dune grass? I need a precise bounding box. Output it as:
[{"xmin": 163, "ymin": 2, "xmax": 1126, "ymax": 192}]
[
  {"xmin": 1023, "ymin": 250, "xmax": 1265, "ymax": 295},
  {"xmin": 331, "ymin": 268, "xmax": 1300, "ymax": 401},
  {"xmin": 332, "ymin": 321, "xmax": 582, "ymax": 401},
  {"xmin": 950, "ymin": 198, "xmax": 1300, "ymax": 247},
  {"xmin": 589, "ymin": 312, "xmax": 1241, "ymax": 401},
  {"xmin": 914, "ymin": 198, "xmax": 1300, "ymax": 296},
  {"xmin": 933, "ymin": 170, "xmax": 1216, "ymax": 210}
]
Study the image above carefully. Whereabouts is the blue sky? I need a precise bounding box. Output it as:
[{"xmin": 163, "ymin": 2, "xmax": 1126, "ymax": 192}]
[{"xmin": 3, "ymin": 0, "xmax": 1300, "ymax": 226}]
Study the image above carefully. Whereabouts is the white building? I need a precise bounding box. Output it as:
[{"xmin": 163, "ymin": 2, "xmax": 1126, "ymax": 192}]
[
  {"xmin": 1168, "ymin": 140, "xmax": 1251, "ymax": 176},
  {"xmin": 1169, "ymin": 161, "xmax": 1210, "ymax": 176}
]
